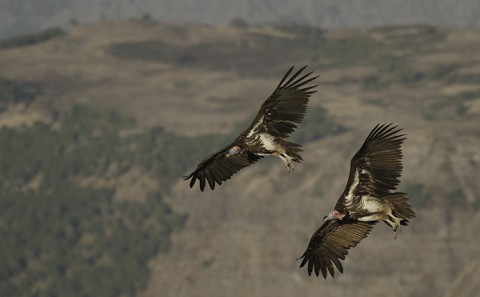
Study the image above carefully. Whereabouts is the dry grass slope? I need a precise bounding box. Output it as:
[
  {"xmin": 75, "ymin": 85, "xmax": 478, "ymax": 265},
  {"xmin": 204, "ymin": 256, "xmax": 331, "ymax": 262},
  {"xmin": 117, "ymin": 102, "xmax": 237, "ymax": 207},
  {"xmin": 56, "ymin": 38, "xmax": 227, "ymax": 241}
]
[{"xmin": 0, "ymin": 21, "xmax": 479, "ymax": 297}]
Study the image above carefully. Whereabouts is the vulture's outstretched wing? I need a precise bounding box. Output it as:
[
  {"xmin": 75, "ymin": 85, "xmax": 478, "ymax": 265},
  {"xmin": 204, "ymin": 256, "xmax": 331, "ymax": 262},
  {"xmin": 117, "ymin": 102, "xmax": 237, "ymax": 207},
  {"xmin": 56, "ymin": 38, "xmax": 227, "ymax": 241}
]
[
  {"xmin": 299, "ymin": 219, "xmax": 374, "ymax": 278},
  {"xmin": 243, "ymin": 66, "xmax": 318, "ymax": 139},
  {"xmin": 337, "ymin": 123, "xmax": 405, "ymax": 207},
  {"xmin": 183, "ymin": 144, "xmax": 263, "ymax": 191}
]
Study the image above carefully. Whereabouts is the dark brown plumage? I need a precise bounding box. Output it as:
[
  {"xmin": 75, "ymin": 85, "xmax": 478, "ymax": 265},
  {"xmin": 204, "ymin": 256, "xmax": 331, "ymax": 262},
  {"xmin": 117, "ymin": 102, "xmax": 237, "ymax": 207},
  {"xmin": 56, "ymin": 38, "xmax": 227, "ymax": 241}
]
[
  {"xmin": 299, "ymin": 123, "xmax": 415, "ymax": 279},
  {"xmin": 184, "ymin": 66, "xmax": 318, "ymax": 191},
  {"xmin": 185, "ymin": 144, "xmax": 263, "ymax": 191},
  {"xmin": 299, "ymin": 220, "xmax": 374, "ymax": 278},
  {"xmin": 336, "ymin": 123, "xmax": 406, "ymax": 209}
]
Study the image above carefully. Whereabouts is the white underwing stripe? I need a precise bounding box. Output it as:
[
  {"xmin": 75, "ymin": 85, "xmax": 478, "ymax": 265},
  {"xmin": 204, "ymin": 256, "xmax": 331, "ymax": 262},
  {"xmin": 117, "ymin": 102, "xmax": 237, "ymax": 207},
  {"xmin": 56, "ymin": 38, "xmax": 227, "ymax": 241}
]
[
  {"xmin": 345, "ymin": 169, "xmax": 360, "ymax": 206},
  {"xmin": 246, "ymin": 115, "xmax": 264, "ymax": 138}
]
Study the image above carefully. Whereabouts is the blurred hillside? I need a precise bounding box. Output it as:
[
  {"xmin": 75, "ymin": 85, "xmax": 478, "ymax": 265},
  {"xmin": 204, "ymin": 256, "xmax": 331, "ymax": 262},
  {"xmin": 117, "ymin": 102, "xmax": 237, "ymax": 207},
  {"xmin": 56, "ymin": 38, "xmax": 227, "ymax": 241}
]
[
  {"xmin": 2, "ymin": 0, "xmax": 480, "ymax": 38},
  {"xmin": 0, "ymin": 20, "xmax": 479, "ymax": 297}
]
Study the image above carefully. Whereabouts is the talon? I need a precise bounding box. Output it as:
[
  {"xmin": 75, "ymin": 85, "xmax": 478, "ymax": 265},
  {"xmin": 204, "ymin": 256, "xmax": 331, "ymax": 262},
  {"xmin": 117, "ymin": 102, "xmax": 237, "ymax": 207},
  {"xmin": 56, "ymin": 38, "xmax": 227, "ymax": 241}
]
[
  {"xmin": 279, "ymin": 153, "xmax": 295, "ymax": 172},
  {"xmin": 393, "ymin": 226, "xmax": 400, "ymax": 239},
  {"xmin": 287, "ymin": 162, "xmax": 294, "ymax": 172}
]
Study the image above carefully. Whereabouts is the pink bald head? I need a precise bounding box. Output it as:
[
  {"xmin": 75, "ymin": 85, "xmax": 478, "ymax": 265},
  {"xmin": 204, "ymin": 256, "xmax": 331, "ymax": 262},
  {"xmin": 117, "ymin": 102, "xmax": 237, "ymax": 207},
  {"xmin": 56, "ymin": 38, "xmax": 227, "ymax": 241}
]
[
  {"xmin": 227, "ymin": 145, "xmax": 244, "ymax": 156},
  {"xmin": 324, "ymin": 210, "xmax": 345, "ymax": 221}
]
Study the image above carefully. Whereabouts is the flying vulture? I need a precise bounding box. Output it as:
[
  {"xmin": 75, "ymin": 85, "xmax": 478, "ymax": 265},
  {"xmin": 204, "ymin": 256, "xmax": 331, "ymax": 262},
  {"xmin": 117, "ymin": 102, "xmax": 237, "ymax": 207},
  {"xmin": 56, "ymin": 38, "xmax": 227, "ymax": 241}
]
[
  {"xmin": 298, "ymin": 123, "xmax": 415, "ymax": 279},
  {"xmin": 184, "ymin": 66, "xmax": 318, "ymax": 191}
]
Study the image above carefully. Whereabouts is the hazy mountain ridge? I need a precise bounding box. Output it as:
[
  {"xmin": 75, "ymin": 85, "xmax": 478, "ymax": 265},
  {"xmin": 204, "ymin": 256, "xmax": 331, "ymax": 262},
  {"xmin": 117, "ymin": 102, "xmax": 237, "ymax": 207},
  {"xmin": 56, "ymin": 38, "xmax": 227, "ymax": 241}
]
[
  {"xmin": 0, "ymin": 20, "xmax": 479, "ymax": 296},
  {"xmin": 2, "ymin": 0, "xmax": 480, "ymax": 38}
]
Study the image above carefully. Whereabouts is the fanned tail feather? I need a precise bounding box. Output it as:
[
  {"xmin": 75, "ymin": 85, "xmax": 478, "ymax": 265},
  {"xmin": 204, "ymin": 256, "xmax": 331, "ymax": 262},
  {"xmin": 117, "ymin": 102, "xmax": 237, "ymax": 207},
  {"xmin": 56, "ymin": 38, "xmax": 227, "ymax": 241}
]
[
  {"xmin": 277, "ymin": 139, "xmax": 303, "ymax": 162},
  {"xmin": 384, "ymin": 193, "xmax": 416, "ymax": 225}
]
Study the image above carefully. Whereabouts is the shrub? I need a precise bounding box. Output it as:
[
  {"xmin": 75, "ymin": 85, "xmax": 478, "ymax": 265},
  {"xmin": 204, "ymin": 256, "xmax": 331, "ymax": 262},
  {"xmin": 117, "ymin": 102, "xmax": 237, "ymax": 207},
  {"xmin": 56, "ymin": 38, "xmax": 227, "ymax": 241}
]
[{"xmin": 0, "ymin": 28, "xmax": 65, "ymax": 50}]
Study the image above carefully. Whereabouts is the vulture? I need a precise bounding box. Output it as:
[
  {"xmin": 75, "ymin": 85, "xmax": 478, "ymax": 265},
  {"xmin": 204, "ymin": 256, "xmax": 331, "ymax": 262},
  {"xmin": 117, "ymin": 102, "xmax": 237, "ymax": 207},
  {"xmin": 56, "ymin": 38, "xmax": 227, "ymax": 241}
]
[
  {"xmin": 184, "ymin": 66, "xmax": 318, "ymax": 191},
  {"xmin": 298, "ymin": 123, "xmax": 415, "ymax": 279}
]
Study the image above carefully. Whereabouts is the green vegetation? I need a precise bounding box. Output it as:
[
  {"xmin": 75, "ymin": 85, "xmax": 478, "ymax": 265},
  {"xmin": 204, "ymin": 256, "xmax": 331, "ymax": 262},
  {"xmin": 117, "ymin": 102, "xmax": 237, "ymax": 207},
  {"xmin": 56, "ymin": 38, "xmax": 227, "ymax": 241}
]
[
  {"xmin": 2, "ymin": 22, "xmax": 480, "ymax": 297},
  {"xmin": 109, "ymin": 24, "xmax": 322, "ymax": 76},
  {"xmin": 0, "ymin": 100, "xmax": 344, "ymax": 296},
  {"xmin": 427, "ymin": 63, "xmax": 480, "ymax": 85},
  {"xmin": 317, "ymin": 35, "xmax": 387, "ymax": 68},
  {"xmin": 229, "ymin": 18, "xmax": 249, "ymax": 29},
  {"xmin": 401, "ymin": 182, "xmax": 431, "ymax": 209},
  {"xmin": 0, "ymin": 76, "xmax": 41, "ymax": 110},
  {"xmin": 362, "ymin": 61, "xmax": 480, "ymax": 91},
  {"xmin": 0, "ymin": 28, "xmax": 65, "ymax": 50},
  {"xmin": 370, "ymin": 25, "xmax": 445, "ymax": 49},
  {"xmin": 428, "ymin": 64, "xmax": 461, "ymax": 81},
  {"xmin": 0, "ymin": 187, "xmax": 184, "ymax": 297},
  {"xmin": 420, "ymin": 90, "xmax": 480, "ymax": 120},
  {"xmin": 108, "ymin": 23, "xmax": 451, "ymax": 78},
  {"xmin": 291, "ymin": 107, "xmax": 345, "ymax": 144},
  {"xmin": 0, "ymin": 104, "xmax": 209, "ymax": 297},
  {"xmin": 311, "ymin": 25, "xmax": 444, "ymax": 71},
  {"xmin": 275, "ymin": 23, "xmax": 325, "ymax": 48}
]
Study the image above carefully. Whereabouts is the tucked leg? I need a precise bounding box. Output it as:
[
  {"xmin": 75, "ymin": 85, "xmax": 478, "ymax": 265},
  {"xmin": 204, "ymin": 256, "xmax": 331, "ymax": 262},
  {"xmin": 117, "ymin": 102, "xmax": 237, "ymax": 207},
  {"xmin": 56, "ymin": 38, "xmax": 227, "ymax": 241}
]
[
  {"xmin": 279, "ymin": 153, "xmax": 294, "ymax": 172},
  {"xmin": 386, "ymin": 214, "xmax": 403, "ymax": 239}
]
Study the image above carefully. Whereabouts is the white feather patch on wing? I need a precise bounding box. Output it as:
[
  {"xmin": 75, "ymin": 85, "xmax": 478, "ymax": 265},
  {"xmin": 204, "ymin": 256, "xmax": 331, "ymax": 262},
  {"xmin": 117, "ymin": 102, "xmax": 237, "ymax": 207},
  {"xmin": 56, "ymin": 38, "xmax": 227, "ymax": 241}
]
[
  {"xmin": 344, "ymin": 169, "xmax": 360, "ymax": 207},
  {"xmin": 246, "ymin": 115, "xmax": 264, "ymax": 138},
  {"xmin": 258, "ymin": 133, "xmax": 276, "ymax": 151}
]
